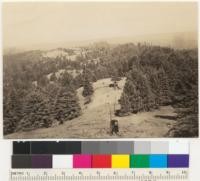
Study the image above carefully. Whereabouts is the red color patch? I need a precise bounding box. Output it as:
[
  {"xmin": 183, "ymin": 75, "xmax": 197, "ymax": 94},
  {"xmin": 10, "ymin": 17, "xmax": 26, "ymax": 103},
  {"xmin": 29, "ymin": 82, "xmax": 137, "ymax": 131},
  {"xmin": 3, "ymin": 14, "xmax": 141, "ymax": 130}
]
[{"xmin": 92, "ymin": 155, "xmax": 111, "ymax": 168}]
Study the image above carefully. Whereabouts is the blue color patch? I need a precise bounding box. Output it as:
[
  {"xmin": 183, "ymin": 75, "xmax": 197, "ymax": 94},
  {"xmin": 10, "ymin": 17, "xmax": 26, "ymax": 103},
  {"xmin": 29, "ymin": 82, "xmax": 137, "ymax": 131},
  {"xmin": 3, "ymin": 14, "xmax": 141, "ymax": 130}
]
[{"xmin": 150, "ymin": 155, "xmax": 167, "ymax": 168}]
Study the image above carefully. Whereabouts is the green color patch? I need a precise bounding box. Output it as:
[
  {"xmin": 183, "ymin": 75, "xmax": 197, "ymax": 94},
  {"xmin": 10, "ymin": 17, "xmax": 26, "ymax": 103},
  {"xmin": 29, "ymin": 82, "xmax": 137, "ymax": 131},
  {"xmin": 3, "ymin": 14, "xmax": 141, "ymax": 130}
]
[{"xmin": 130, "ymin": 155, "xmax": 150, "ymax": 168}]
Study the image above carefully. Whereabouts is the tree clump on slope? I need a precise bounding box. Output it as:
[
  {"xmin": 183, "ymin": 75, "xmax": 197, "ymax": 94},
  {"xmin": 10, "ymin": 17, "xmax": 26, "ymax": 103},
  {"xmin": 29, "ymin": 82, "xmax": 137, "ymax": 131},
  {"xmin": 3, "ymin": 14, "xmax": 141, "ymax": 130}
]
[
  {"xmin": 16, "ymin": 88, "xmax": 52, "ymax": 131},
  {"xmin": 3, "ymin": 89, "xmax": 23, "ymax": 134},
  {"xmin": 82, "ymin": 67, "xmax": 94, "ymax": 101},
  {"xmin": 82, "ymin": 79, "xmax": 94, "ymax": 97},
  {"xmin": 119, "ymin": 67, "xmax": 156, "ymax": 115},
  {"xmin": 49, "ymin": 72, "xmax": 57, "ymax": 82},
  {"xmin": 54, "ymin": 87, "xmax": 81, "ymax": 124},
  {"xmin": 118, "ymin": 47, "xmax": 198, "ymax": 137}
]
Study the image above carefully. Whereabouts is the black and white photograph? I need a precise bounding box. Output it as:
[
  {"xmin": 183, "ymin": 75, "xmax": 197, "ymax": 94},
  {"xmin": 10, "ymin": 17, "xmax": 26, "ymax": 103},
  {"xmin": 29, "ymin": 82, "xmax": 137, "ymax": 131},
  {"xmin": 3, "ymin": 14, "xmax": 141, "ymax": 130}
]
[{"xmin": 3, "ymin": 2, "xmax": 198, "ymax": 138}]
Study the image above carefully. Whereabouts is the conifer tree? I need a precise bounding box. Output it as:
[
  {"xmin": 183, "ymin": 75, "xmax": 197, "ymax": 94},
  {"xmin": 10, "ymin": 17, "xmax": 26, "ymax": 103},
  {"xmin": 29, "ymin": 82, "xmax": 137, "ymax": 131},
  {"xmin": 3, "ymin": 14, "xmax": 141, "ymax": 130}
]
[
  {"xmin": 3, "ymin": 90, "xmax": 22, "ymax": 134},
  {"xmin": 55, "ymin": 87, "xmax": 81, "ymax": 124},
  {"xmin": 119, "ymin": 67, "xmax": 156, "ymax": 114},
  {"xmin": 82, "ymin": 79, "xmax": 94, "ymax": 97},
  {"xmin": 59, "ymin": 71, "xmax": 74, "ymax": 91},
  {"xmin": 82, "ymin": 66, "xmax": 94, "ymax": 97},
  {"xmin": 16, "ymin": 89, "xmax": 52, "ymax": 131},
  {"xmin": 157, "ymin": 68, "xmax": 171, "ymax": 105},
  {"xmin": 50, "ymin": 72, "xmax": 57, "ymax": 81},
  {"xmin": 119, "ymin": 92, "xmax": 132, "ymax": 114},
  {"xmin": 38, "ymin": 76, "xmax": 49, "ymax": 87},
  {"xmin": 3, "ymin": 110, "xmax": 19, "ymax": 135}
]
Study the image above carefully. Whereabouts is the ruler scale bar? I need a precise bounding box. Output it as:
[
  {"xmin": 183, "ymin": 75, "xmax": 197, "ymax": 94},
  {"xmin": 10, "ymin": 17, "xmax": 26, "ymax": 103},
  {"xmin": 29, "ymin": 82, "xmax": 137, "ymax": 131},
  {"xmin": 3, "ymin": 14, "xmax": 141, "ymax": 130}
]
[{"xmin": 10, "ymin": 169, "xmax": 189, "ymax": 181}]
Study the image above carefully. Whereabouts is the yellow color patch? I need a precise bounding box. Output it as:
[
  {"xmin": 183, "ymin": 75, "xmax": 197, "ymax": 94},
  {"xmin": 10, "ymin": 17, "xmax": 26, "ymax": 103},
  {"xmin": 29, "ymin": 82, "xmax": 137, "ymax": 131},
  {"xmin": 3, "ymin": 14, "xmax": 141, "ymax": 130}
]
[{"xmin": 112, "ymin": 154, "xmax": 130, "ymax": 168}]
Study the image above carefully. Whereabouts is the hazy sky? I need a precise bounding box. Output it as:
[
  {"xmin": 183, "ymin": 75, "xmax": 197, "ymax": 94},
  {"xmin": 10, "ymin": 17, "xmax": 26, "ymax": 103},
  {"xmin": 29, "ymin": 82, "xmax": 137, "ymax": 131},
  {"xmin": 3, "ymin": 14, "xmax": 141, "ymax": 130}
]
[{"xmin": 3, "ymin": 2, "xmax": 198, "ymax": 48}]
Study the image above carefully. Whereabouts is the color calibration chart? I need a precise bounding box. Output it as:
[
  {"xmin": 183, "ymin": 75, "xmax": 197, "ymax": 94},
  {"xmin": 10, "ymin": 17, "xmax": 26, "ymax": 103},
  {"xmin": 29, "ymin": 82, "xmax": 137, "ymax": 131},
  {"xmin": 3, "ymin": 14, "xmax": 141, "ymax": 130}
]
[{"xmin": 10, "ymin": 141, "xmax": 189, "ymax": 181}]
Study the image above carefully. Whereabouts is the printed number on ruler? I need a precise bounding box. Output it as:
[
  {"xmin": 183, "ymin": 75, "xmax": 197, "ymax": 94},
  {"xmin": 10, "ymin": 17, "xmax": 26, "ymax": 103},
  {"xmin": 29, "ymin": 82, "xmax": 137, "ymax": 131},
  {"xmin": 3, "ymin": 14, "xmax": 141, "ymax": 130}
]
[{"xmin": 10, "ymin": 169, "xmax": 188, "ymax": 181}]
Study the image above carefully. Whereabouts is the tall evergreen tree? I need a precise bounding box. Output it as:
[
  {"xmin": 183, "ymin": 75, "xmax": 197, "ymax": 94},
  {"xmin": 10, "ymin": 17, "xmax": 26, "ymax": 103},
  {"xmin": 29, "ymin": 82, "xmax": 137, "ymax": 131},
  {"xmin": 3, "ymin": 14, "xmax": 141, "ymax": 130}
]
[
  {"xmin": 59, "ymin": 71, "xmax": 74, "ymax": 91},
  {"xmin": 82, "ymin": 79, "xmax": 94, "ymax": 97},
  {"xmin": 3, "ymin": 89, "xmax": 22, "ymax": 134},
  {"xmin": 119, "ymin": 92, "xmax": 132, "ymax": 114},
  {"xmin": 55, "ymin": 87, "xmax": 81, "ymax": 124},
  {"xmin": 50, "ymin": 72, "xmax": 57, "ymax": 81},
  {"xmin": 82, "ymin": 66, "xmax": 94, "ymax": 97},
  {"xmin": 157, "ymin": 68, "xmax": 172, "ymax": 105},
  {"xmin": 16, "ymin": 89, "xmax": 52, "ymax": 131},
  {"xmin": 119, "ymin": 67, "xmax": 156, "ymax": 114}
]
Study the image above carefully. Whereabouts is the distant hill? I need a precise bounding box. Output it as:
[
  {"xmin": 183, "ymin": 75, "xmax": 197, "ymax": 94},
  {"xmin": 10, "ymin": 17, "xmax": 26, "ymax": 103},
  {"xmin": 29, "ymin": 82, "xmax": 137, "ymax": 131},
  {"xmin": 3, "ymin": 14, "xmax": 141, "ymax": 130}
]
[
  {"xmin": 105, "ymin": 32, "xmax": 197, "ymax": 49},
  {"xmin": 4, "ymin": 31, "xmax": 197, "ymax": 54}
]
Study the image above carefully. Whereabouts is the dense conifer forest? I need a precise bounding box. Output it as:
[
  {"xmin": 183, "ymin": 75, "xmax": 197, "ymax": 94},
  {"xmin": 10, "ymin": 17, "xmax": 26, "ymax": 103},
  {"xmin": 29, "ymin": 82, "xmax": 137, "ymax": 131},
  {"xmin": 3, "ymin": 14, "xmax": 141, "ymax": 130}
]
[{"xmin": 3, "ymin": 42, "xmax": 198, "ymax": 137}]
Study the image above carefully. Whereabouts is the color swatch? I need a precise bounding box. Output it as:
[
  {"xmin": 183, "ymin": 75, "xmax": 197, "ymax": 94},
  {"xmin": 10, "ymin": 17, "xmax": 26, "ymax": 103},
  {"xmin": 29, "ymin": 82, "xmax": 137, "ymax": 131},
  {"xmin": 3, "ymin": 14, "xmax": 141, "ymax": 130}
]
[
  {"xmin": 73, "ymin": 154, "xmax": 92, "ymax": 168},
  {"xmin": 112, "ymin": 155, "xmax": 130, "ymax": 168},
  {"xmin": 53, "ymin": 155, "xmax": 73, "ymax": 168},
  {"xmin": 168, "ymin": 154, "xmax": 189, "ymax": 168},
  {"xmin": 150, "ymin": 155, "xmax": 167, "ymax": 168},
  {"xmin": 92, "ymin": 155, "xmax": 111, "ymax": 168},
  {"xmin": 130, "ymin": 154, "xmax": 149, "ymax": 168},
  {"xmin": 31, "ymin": 155, "xmax": 52, "ymax": 168}
]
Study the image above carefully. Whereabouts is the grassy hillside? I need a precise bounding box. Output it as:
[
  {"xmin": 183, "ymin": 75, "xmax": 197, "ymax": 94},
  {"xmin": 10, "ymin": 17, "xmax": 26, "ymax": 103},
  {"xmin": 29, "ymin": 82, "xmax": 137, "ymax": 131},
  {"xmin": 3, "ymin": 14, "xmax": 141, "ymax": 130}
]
[{"xmin": 6, "ymin": 78, "xmax": 177, "ymax": 138}]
